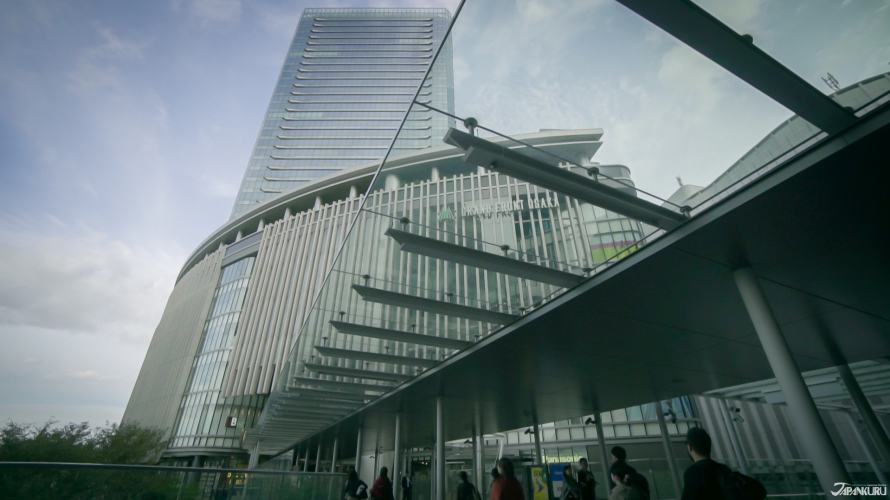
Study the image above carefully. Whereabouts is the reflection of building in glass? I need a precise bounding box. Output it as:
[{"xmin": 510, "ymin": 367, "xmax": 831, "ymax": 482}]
[{"xmin": 229, "ymin": 8, "xmax": 455, "ymax": 219}]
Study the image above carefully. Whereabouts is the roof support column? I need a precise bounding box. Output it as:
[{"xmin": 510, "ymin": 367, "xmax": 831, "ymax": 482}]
[
  {"xmin": 316, "ymin": 441, "xmax": 323, "ymax": 472},
  {"xmin": 733, "ymin": 267, "xmax": 851, "ymax": 495},
  {"xmin": 436, "ymin": 396, "xmax": 445, "ymax": 500},
  {"xmin": 355, "ymin": 425, "xmax": 363, "ymax": 475},
  {"xmin": 655, "ymin": 401, "xmax": 683, "ymax": 499},
  {"xmin": 593, "ymin": 411, "xmax": 611, "ymax": 496},
  {"xmin": 331, "ymin": 435, "xmax": 339, "ymax": 474},
  {"xmin": 248, "ymin": 441, "xmax": 260, "ymax": 469},
  {"xmin": 303, "ymin": 444, "xmax": 310, "ymax": 472},
  {"xmin": 839, "ymin": 364, "xmax": 890, "ymax": 473},
  {"xmin": 720, "ymin": 399, "xmax": 750, "ymax": 475},
  {"xmin": 845, "ymin": 412, "xmax": 890, "ymax": 489},
  {"xmin": 393, "ymin": 412, "xmax": 403, "ymax": 500},
  {"xmin": 474, "ymin": 401, "xmax": 485, "ymax": 491}
]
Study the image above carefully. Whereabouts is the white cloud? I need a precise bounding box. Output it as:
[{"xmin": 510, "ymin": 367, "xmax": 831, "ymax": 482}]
[
  {"xmin": 44, "ymin": 370, "xmax": 121, "ymax": 382},
  {"xmin": 23, "ymin": 357, "xmax": 41, "ymax": 365},
  {"xmin": 0, "ymin": 220, "xmax": 180, "ymax": 345},
  {"xmin": 190, "ymin": 0, "xmax": 242, "ymax": 24}
]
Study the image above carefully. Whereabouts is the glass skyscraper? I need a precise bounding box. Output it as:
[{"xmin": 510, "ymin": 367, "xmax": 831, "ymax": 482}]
[{"xmin": 230, "ymin": 8, "xmax": 455, "ymax": 219}]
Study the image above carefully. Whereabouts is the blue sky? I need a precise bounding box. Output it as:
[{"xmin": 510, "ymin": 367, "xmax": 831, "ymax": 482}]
[{"xmin": 1, "ymin": 0, "xmax": 887, "ymax": 427}]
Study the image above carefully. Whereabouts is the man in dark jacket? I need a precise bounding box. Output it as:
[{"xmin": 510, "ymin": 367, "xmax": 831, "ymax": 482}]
[
  {"xmin": 575, "ymin": 458, "xmax": 596, "ymax": 500},
  {"xmin": 681, "ymin": 427, "xmax": 727, "ymax": 500}
]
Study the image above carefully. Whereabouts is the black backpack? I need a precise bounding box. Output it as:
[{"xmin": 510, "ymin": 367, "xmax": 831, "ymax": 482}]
[{"xmin": 717, "ymin": 469, "xmax": 766, "ymax": 500}]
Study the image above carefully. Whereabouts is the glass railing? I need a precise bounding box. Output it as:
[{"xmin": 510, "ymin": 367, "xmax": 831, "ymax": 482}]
[{"xmin": 0, "ymin": 462, "xmax": 345, "ymax": 500}]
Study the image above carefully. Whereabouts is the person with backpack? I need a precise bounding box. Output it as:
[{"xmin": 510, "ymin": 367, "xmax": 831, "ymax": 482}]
[
  {"xmin": 609, "ymin": 446, "xmax": 649, "ymax": 498},
  {"xmin": 576, "ymin": 458, "xmax": 597, "ymax": 500},
  {"xmin": 560, "ymin": 466, "xmax": 582, "ymax": 500},
  {"xmin": 369, "ymin": 466, "xmax": 394, "ymax": 500},
  {"xmin": 343, "ymin": 469, "xmax": 369, "ymax": 500},
  {"xmin": 457, "ymin": 471, "xmax": 482, "ymax": 500},
  {"xmin": 609, "ymin": 463, "xmax": 648, "ymax": 500},
  {"xmin": 681, "ymin": 427, "xmax": 765, "ymax": 500}
]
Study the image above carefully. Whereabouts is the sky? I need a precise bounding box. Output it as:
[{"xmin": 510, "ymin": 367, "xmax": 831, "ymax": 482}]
[{"xmin": 0, "ymin": 0, "xmax": 887, "ymax": 428}]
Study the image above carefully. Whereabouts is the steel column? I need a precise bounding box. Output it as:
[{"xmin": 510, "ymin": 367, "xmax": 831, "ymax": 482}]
[
  {"xmin": 316, "ymin": 442, "xmax": 323, "ymax": 472},
  {"xmin": 475, "ymin": 401, "xmax": 485, "ymax": 493},
  {"xmin": 733, "ymin": 267, "xmax": 852, "ymax": 496},
  {"xmin": 533, "ymin": 424, "xmax": 543, "ymax": 465},
  {"xmin": 721, "ymin": 399, "xmax": 750, "ymax": 475},
  {"xmin": 331, "ymin": 436, "xmax": 339, "ymax": 473},
  {"xmin": 655, "ymin": 401, "xmax": 683, "ymax": 499},
  {"xmin": 393, "ymin": 412, "xmax": 403, "ymax": 500},
  {"xmin": 303, "ymin": 445, "xmax": 310, "ymax": 472},
  {"xmin": 594, "ymin": 412, "xmax": 611, "ymax": 496},
  {"xmin": 839, "ymin": 365, "xmax": 890, "ymax": 470},
  {"xmin": 355, "ymin": 426, "xmax": 363, "ymax": 475},
  {"xmin": 436, "ymin": 396, "xmax": 445, "ymax": 500},
  {"xmin": 845, "ymin": 412, "xmax": 890, "ymax": 491}
]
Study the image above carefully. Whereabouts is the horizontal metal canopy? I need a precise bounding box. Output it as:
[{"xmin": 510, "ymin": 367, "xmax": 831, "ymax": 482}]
[
  {"xmin": 292, "ymin": 375, "xmax": 391, "ymax": 393},
  {"xmin": 443, "ymin": 128, "xmax": 688, "ymax": 230},
  {"xmin": 613, "ymin": 0, "xmax": 856, "ymax": 135},
  {"xmin": 331, "ymin": 319, "xmax": 471, "ymax": 350},
  {"xmin": 303, "ymin": 362, "xmax": 412, "ymax": 382},
  {"xmin": 315, "ymin": 345, "xmax": 438, "ymax": 368},
  {"xmin": 352, "ymin": 284, "xmax": 518, "ymax": 324},
  {"xmin": 385, "ymin": 228, "xmax": 584, "ymax": 288},
  {"xmin": 286, "ymin": 386, "xmax": 374, "ymax": 402}
]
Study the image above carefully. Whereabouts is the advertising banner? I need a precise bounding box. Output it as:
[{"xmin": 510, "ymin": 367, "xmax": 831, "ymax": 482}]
[{"xmin": 530, "ymin": 466, "xmax": 549, "ymax": 500}]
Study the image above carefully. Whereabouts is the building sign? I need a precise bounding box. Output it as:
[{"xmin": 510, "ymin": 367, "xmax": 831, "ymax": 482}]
[
  {"xmin": 225, "ymin": 416, "xmax": 238, "ymax": 428},
  {"xmin": 460, "ymin": 194, "xmax": 561, "ymax": 220}
]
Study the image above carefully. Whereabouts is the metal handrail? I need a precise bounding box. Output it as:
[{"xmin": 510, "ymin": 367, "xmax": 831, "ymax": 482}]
[{"xmin": 0, "ymin": 461, "xmax": 344, "ymax": 476}]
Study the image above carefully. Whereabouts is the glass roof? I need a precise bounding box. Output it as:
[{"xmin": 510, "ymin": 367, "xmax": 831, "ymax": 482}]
[
  {"xmin": 694, "ymin": 0, "xmax": 890, "ymax": 97},
  {"xmin": 254, "ymin": 0, "xmax": 890, "ymax": 451}
]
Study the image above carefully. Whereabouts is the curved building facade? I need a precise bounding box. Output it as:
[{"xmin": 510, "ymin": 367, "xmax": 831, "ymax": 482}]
[{"xmin": 123, "ymin": 128, "xmax": 652, "ymax": 464}]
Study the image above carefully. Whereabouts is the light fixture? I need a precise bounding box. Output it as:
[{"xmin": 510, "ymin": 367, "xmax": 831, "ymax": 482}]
[
  {"xmin": 523, "ymin": 427, "xmax": 534, "ymax": 435},
  {"xmin": 730, "ymin": 407, "xmax": 745, "ymax": 423},
  {"xmin": 584, "ymin": 417, "xmax": 596, "ymax": 425}
]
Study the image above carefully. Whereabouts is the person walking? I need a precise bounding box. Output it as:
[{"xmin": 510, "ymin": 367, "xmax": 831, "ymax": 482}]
[
  {"xmin": 559, "ymin": 466, "xmax": 582, "ymax": 500},
  {"xmin": 488, "ymin": 467, "xmax": 500, "ymax": 498},
  {"xmin": 609, "ymin": 463, "xmax": 648, "ymax": 500},
  {"xmin": 576, "ymin": 458, "xmax": 597, "ymax": 500},
  {"xmin": 490, "ymin": 458, "xmax": 524, "ymax": 500},
  {"xmin": 681, "ymin": 427, "xmax": 765, "ymax": 500},
  {"xmin": 343, "ymin": 469, "xmax": 369, "ymax": 500},
  {"xmin": 369, "ymin": 466, "xmax": 394, "ymax": 500},
  {"xmin": 400, "ymin": 473, "xmax": 412, "ymax": 500},
  {"xmin": 457, "ymin": 471, "xmax": 482, "ymax": 500},
  {"xmin": 609, "ymin": 446, "xmax": 649, "ymax": 497}
]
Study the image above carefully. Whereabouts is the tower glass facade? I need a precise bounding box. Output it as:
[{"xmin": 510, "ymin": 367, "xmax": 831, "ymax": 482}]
[
  {"xmin": 169, "ymin": 257, "xmax": 266, "ymax": 452},
  {"xmin": 230, "ymin": 8, "xmax": 455, "ymax": 219}
]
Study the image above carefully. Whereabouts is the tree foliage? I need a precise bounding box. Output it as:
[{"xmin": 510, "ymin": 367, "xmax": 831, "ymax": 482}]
[{"xmin": 0, "ymin": 419, "xmax": 185, "ymax": 499}]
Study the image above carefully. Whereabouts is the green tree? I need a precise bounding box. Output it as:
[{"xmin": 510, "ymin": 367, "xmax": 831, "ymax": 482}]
[{"xmin": 0, "ymin": 419, "xmax": 181, "ymax": 499}]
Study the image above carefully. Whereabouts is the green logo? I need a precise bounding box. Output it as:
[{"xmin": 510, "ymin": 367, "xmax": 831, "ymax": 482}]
[{"xmin": 438, "ymin": 206, "xmax": 454, "ymax": 222}]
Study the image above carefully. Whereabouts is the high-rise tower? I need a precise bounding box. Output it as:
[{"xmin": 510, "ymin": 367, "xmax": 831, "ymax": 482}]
[{"xmin": 230, "ymin": 8, "xmax": 455, "ymax": 219}]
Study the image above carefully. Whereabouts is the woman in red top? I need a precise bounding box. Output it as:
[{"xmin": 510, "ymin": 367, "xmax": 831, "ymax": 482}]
[
  {"xmin": 369, "ymin": 466, "xmax": 394, "ymax": 500},
  {"xmin": 490, "ymin": 458, "xmax": 524, "ymax": 500}
]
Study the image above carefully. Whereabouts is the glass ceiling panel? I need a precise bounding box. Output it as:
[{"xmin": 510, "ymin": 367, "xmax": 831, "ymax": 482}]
[
  {"xmin": 448, "ymin": 0, "xmax": 805, "ymax": 207},
  {"xmin": 694, "ymin": 0, "xmax": 890, "ymax": 103}
]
